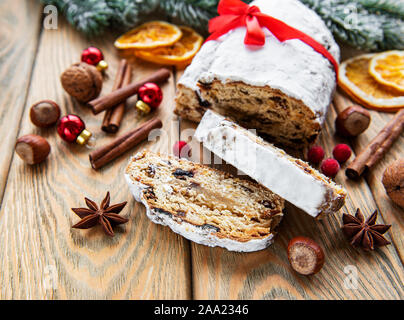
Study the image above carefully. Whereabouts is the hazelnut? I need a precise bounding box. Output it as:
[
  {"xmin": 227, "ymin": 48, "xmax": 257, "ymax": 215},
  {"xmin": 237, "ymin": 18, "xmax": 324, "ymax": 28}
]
[
  {"xmin": 30, "ymin": 100, "xmax": 61, "ymax": 127},
  {"xmin": 382, "ymin": 159, "xmax": 404, "ymax": 208},
  {"xmin": 336, "ymin": 106, "xmax": 371, "ymax": 137},
  {"xmin": 60, "ymin": 62, "xmax": 102, "ymax": 103},
  {"xmin": 287, "ymin": 236, "xmax": 325, "ymax": 275},
  {"xmin": 15, "ymin": 134, "xmax": 50, "ymax": 165}
]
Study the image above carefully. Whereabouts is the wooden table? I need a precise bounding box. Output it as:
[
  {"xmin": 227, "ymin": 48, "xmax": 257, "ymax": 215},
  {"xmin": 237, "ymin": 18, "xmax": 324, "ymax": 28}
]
[{"xmin": 0, "ymin": 1, "xmax": 403, "ymax": 300}]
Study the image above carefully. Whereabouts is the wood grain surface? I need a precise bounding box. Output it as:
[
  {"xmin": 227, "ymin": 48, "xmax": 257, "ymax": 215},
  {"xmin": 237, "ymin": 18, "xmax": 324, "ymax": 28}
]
[
  {"xmin": 332, "ymin": 91, "xmax": 404, "ymax": 263},
  {"xmin": 178, "ymin": 52, "xmax": 403, "ymax": 299},
  {"xmin": 0, "ymin": 11, "xmax": 190, "ymax": 299},
  {"xmin": 0, "ymin": 1, "xmax": 402, "ymax": 300},
  {"xmin": 0, "ymin": 1, "xmax": 42, "ymax": 199},
  {"xmin": 180, "ymin": 99, "xmax": 404, "ymax": 300}
]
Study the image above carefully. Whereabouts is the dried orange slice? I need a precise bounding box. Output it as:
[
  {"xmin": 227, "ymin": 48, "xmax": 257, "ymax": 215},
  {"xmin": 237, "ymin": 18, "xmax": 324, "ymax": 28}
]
[
  {"xmin": 134, "ymin": 26, "xmax": 203, "ymax": 68},
  {"xmin": 338, "ymin": 54, "xmax": 404, "ymax": 112},
  {"xmin": 114, "ymin": 21, "xmax": 182, "ymax": 49},
  {"xmin": 369, "ymin": 50, "xmax": 404, "ymax": 93}
]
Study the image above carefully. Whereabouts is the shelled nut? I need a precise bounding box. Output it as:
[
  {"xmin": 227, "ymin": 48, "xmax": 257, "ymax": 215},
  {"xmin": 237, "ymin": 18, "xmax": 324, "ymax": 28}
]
[
  {"xmin": 30, "ymin": 100, "xmax": 61, "ymax": 127},
  {"xmin": 15, "ymin": 134, "xmax": 50, "ymax": 165},
  {"xmin": 287, "ymin": 236, "xmax": 325, "ymax": 275},
  {"xmin": 335, "ymin": 105, "xmax": 371, "ymax": 137}
]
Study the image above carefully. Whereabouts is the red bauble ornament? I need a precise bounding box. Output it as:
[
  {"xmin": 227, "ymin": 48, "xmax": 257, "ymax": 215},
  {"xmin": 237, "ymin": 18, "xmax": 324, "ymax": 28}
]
[
  {"xmin": 81, "ymin": 47, "xmax": 104, "ymax": 66},
  {"xmin": 57, "ymin": 114, "xmax": 92, "ymax": 145},
  {"xmin": 138, "ymin": 83, "xmax": 163, "ymax": 109}
]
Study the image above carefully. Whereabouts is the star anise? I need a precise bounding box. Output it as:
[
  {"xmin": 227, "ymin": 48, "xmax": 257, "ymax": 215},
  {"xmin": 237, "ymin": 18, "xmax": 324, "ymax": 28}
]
[
  {"xmin": 71, "ymin": 192, "xmax": 128, "ymax": 237},
  {"xmin": 341, "ymin": 209, "xmax": 391, "ymax": 251}
]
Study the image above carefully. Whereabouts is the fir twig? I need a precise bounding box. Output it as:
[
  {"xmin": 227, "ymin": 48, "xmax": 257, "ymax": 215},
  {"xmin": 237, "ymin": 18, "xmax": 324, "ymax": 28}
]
[
  {"xmin": 300, "ymin": 0, "xmax": 404, "ymax": 51},
  {"xmin": 41, "ymin": 0, "xmax": 404, "ymax": 51}
]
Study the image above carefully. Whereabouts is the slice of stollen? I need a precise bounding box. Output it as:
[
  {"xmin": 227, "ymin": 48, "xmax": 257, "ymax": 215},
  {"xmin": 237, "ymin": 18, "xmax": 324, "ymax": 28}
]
[
  {"xmin": 125, "ymin": 150, "xmax": 284, "ymax": 252},
  {"xmin": 194, "ymin": 110, "xmax": 346, "ymax": 219}
]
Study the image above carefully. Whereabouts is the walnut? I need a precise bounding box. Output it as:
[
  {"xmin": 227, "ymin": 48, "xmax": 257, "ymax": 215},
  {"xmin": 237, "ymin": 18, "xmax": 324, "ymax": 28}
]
[
  {"xmin": 382, "ymin": 159, "xmax": 404, "ymax": 208},
  {"xmin": 60, "ymin": 62, "xmax": 102, "ymax": 103}
]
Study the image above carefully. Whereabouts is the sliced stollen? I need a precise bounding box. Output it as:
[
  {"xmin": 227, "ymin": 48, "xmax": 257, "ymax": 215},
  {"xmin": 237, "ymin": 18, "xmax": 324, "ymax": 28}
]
[
  {"xmin": 194, "ymin": 110, "xmax": 346, "ymax": 219},
  {"xmin": 175, "ymin": 0, "xmax": 339, "ymax": 150},
  {"xmin": 125, "ymin": 151, "xmax": 284, "ymax": 252}
]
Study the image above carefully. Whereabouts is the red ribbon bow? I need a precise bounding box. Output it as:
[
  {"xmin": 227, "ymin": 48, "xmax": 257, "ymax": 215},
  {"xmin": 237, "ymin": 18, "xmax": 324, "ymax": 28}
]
[{"xmin": 206, "ymin": 0, "xmax": 338, "ymax": 75}]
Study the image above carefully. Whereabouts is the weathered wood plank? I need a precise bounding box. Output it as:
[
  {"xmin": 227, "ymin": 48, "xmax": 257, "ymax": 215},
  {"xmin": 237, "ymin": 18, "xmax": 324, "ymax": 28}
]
[
  {"xmin": 1, "ymin": 6, "xmax": 402, "ymax": 300},
  {"xmin": 333, "ymin": 91, "xmax": 404, "ymax": 263},
  {"xmin": 0, "ymin": 0, "xmax": 42, "ymax": 201},
  {"xmin": 178, "ymin": 84, "xmax": 404, "ymax": 300},
  {"xmin": 0, "ymin": 16, "xmax": 190, "ymax": 299}
]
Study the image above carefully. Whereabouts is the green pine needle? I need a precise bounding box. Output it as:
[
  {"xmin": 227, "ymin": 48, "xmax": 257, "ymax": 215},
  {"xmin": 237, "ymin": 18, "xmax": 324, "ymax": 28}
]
[
  {"xmin": 42, "ymin": 0, "xmax": 404, "ymax": 51},
  {"xmin": 43, "ymin": 0, "xmax": 113, "ymax": 36},
  {"xmin": 300, "ymin": 0, "xmax": 404, "ymax": 51}
]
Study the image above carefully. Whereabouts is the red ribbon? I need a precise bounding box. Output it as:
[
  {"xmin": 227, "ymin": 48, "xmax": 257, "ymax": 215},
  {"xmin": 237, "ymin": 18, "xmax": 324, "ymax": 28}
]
[{"xmin": 206, "ymin": 0, "xmax": 338, "ymax": 75}]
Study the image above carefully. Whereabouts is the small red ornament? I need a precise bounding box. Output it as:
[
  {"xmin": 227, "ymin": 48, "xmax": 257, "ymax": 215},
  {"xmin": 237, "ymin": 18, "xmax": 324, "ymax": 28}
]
[
  {"xmin": 321, "ymin": 158, "xmax": 340, "ymax": 178},
  {"xmin": 81, "ymin": 47, "xmax": 104, "ymax": 66},
  {"xmin": 57, "ymin": 114, "xmax": 92, "ymax": 145},
  {"xmin": 333, "ymin": 144, "xmax": 352, "ymax": 163},
  {"xmin": 307, "ymin": 145, "xmax": 325, "ymax": 165},
  {"xmin": 173, "ymin": 141, "xmax": 191, "ymax": 158},
  {"xmin": 138, "ymin": 83, "xmax": 163, "ymax": 109}
]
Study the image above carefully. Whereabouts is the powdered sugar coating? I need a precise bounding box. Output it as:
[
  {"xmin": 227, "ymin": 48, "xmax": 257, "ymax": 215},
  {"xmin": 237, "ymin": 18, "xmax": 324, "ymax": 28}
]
[
  {"xmin": 124, "ymin": 154, "xmax": 276, "ymax": 252},
  {"xmin": 179, "ymin": 0, "xmax": 340, "ymax": 124},
  {"xmin": 195, "ymin": 111, "xmax": 346, "ymax": 218}
]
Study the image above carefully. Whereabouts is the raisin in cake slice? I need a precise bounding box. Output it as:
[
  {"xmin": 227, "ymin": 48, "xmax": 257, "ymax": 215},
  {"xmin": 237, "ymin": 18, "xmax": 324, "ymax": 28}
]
[
  {"xmin": 125, "ymin": 151, "xmax": 284, "ymax": 252},
  {"xmin": 175, "ymin": 0, "xmax": 339, "ymax": 150},
  {"xmin": 195, "ymin": 110, "xmax": 346, "ymax": 219}
]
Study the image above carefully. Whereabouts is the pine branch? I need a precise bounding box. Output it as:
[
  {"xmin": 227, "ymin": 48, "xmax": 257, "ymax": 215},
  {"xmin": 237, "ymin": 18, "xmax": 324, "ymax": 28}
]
[
  {"xmin": 160, "ymin": 0, "xmax": 251, "ymax": 34},
  {"xmin": 42, "ymin": 0, "xmax": 403, "ymax": 51},
  {"xmin": 160, "ymin": 0, "xmax": 217, "ymax": 34},
  {"xmin": 106, "ymin": 0, "xmax": 159, "ymax": 30},
  {"xmin": 42, "ymin": 0, "xmax": 253, "ymax": 36},
  {"xmin": 42, "ymin": 0, "xmax": 224, "ymax": 35},
  {"xmin": 359, "ymin": 0, "xmax": 404, "ymax": 19},
  {"xmin": 42, "ymin": 0, "xmax": 113, "ymax": 36},
  {"xmin": 299, "ymin": 0, "xmax": 404, "ymax": 51}
]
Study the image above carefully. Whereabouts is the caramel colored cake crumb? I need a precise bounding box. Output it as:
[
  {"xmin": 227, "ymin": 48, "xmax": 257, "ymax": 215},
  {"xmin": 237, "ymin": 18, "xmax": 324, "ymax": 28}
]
[{"xmin": 125, "ymin": 151, "xmax": 285, "ymax": 252}]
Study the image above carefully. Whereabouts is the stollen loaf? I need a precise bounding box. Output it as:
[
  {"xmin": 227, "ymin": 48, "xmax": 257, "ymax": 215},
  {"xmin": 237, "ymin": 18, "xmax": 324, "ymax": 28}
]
[{"xmin": 175, "ymin": 0, "xmax": 340, "ymax": 150}]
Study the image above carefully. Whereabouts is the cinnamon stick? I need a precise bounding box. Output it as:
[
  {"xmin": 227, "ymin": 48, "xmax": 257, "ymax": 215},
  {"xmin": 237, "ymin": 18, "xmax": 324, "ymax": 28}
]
[
  {"xmin": 346, "ymin": 109, "xmax": 404, "ymax": 179},
  {"xmin": 89, "ymin": 68, "xmax": 171, "ymax": 114},
  {"xmin": 89, "ymin": 117, "xmax": 162, "ymax": 170},
  {"xmin": 101, "ymin": 59, "xmax": 128, "ymax": 132},
  {"xmin": 102, "ymin": 62, "xmax": 132, "ymax": 133}
]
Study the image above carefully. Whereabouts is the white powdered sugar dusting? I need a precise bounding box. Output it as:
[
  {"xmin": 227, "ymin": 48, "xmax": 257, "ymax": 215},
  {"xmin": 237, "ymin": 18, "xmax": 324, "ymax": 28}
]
[
  {"xmin": 195, "ymin": 111, "xmax": 344, "ymax": 218},
  {"xmin": 124, "ymin": 154, "xmax": 275, "ymax": 252}
]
